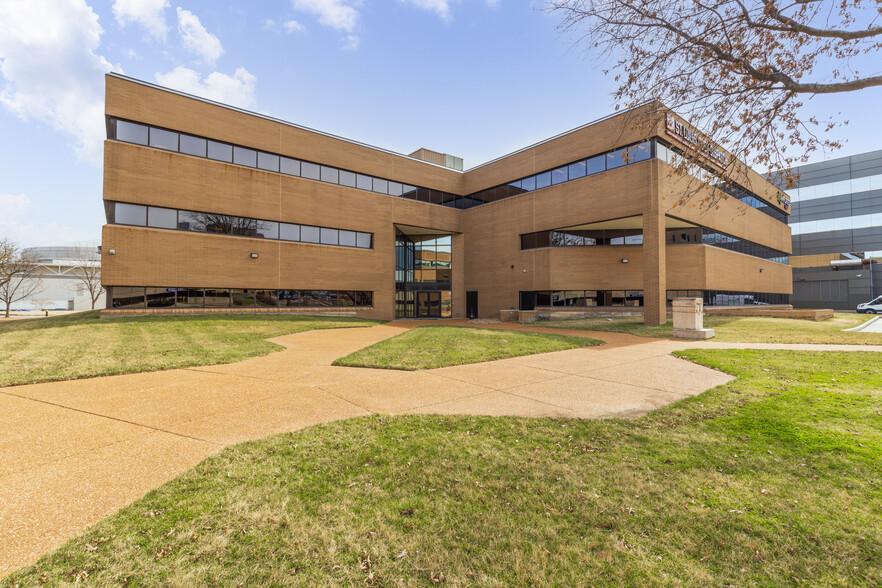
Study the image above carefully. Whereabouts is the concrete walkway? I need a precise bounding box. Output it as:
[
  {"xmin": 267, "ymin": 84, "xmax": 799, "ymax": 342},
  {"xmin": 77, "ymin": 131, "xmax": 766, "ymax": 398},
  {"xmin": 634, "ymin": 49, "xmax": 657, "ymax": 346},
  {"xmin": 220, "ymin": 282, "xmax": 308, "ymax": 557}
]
[{"xmin": 1, "ymin": 322, "xmax": 880, "ymax": 576}]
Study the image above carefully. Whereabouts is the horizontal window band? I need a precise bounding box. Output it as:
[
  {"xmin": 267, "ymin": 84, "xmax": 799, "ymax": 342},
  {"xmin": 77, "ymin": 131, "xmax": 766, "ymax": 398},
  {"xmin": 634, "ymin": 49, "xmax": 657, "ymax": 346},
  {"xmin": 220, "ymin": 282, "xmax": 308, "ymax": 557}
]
[
  {"xmin": 108, "ymin": 118, "xmax": 787, "ymax": 218},
  {"xmin": 108, "ymin": 287, "xmax": 373, "ymax": 310},
  {"xmin": 107, "ymin": 201, "xmax": 373, "ymax": 249}
]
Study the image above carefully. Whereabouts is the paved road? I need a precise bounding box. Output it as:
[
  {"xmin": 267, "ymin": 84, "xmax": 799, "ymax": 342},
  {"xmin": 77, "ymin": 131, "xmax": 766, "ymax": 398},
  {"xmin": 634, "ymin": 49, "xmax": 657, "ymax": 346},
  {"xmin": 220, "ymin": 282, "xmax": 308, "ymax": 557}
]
[{"xmin": 1, "ymin": 322, "xmax": 879, "ymax": 576}]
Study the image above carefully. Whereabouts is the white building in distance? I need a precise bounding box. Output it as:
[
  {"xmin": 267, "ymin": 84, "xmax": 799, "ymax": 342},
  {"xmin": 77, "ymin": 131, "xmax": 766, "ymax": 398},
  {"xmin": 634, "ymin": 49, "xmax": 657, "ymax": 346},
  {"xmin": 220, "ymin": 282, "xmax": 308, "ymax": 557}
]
[{"xmin": 14, "ymin": 245, "xmax": 105, "ymax": 311}]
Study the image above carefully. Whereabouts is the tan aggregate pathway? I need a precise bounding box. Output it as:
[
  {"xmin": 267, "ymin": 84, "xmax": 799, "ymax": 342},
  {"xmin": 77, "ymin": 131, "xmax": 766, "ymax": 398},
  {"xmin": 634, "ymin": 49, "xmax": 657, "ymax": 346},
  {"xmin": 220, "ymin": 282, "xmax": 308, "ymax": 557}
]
[{"xmin": 2, "ymin": 321, "xmax": 881, "ymax": 576}]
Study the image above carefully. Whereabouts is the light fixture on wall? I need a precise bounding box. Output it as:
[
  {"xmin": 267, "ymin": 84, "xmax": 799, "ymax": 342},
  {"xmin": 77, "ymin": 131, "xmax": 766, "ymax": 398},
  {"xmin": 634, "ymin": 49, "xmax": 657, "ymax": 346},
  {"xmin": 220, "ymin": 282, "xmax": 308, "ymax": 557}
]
[
  {"xmin": 759, "ymin": 268, "xmax": 765, "ymax": 273},
  {"xmin": 108, "ymin": 249, "xmax": 116, "ymax": 255},
  {"xmin": 621, "ymin": 258, "xmax": 629, "ymax": 264},
  {"xmin": 250, "ymin": 252, "xmax": 259, "ymax": 259}
]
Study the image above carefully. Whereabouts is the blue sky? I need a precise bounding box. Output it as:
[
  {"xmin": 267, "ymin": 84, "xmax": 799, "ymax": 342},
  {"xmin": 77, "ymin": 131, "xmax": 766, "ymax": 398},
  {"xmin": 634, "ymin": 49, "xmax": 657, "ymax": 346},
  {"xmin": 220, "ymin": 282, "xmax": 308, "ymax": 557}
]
[{"xmin": 0, "ymin": 0, "xmax": 878, "ymax": 248}]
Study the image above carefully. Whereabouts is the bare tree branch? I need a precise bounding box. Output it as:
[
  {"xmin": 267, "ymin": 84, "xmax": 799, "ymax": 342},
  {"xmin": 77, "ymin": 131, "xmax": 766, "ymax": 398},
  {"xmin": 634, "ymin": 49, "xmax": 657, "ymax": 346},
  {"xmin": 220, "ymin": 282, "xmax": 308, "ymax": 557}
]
[
  {"xmin": 0, "ymin": 239, "xmax": 43, "ymax": 318},
  {"xmin": 69, "ymin": 244, "xmax": 105, "ymax": 310},
  {"xmin": 548, "ymin": 0, "xmax": 880, "ymax": 189}
]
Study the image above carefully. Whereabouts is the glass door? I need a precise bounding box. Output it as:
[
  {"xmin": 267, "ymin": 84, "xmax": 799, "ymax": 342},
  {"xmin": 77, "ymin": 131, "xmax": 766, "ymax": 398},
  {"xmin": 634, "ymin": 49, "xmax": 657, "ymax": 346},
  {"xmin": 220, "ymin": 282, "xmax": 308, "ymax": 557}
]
[{"xmin": 416, "ymin": 291, "xmax": 442, "ymax": 318}]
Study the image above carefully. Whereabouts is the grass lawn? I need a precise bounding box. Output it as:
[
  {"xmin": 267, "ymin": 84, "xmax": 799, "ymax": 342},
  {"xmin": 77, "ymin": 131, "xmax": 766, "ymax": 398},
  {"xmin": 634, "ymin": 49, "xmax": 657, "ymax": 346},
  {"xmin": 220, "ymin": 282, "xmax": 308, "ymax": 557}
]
[
  {"xmin": 5, "ymin": 350, "xmax": 880, "ymax": 586},
  {"xmin": 332, "ymin": 325, "xmax": 603, "ymax": 370},
  {"xmin": 0, "ymin": 311, "xmax": 379, "ymax": 387},
  {"xmin": 540, "ymin": 312, "xmax": 882, "ymax": 344}
]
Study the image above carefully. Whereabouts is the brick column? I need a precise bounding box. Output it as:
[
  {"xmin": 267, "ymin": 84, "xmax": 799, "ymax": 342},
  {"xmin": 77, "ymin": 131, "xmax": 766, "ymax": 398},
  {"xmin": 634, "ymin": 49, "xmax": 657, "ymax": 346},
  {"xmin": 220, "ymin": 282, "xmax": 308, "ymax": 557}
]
[{"xmin": 643, "ymin": 164, "xmax": 667, "ymax": 325}]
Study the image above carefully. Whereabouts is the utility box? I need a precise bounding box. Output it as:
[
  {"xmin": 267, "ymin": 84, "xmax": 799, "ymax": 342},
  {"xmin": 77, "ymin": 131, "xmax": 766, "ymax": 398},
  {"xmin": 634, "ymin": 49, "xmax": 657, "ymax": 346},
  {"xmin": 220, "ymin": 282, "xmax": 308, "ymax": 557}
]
[{"xmin": 673, "ymin": 298, "xmax": 715, "ymax": 339}]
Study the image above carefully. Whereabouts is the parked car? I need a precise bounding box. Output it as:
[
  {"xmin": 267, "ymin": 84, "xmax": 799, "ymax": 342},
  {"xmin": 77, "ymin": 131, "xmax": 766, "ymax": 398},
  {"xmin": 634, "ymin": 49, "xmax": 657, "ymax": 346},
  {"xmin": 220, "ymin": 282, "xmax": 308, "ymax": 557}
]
[{"xmin": 857, "ymin": 295, "xmax": 882, "ymax": 314}]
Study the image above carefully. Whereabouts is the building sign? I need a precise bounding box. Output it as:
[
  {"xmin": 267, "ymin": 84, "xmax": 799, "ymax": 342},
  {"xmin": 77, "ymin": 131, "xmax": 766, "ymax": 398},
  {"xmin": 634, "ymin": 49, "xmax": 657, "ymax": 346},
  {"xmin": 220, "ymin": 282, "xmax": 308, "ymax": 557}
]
[
  {"xmin": 665, "ymin": 112, "xmax": 728, "ymax": 167},
  {"xmin": 777, "ymin": 191, "xmax": 791, "ymax": 210}
]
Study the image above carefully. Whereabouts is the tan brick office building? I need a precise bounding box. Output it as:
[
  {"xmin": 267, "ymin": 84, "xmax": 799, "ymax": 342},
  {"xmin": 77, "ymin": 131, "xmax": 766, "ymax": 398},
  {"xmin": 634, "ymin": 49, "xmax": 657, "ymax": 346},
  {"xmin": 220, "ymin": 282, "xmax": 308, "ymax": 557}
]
[{"xmin": 101, "ymin": 73, "xmax": 792, "ymax": 325}]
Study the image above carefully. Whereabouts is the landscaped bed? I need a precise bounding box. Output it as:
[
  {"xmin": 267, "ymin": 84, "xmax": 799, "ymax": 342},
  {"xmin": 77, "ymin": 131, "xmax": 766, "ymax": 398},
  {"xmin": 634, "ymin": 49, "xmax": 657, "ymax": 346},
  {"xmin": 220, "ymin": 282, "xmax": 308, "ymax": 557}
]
[
  {"xmin": 0, "ymin": 311, "xmax": 379, "ymax": 386},
  {"xmin": 332, "ymin": 325, "xmax": 604, "ymax": 370},
  {"xmin": 5, "ymin": 349, "xmax": 880, "ymax": 586},
  {"xmin": 540, "ymin": 312, "xmax": 882, "ymax": 344}
]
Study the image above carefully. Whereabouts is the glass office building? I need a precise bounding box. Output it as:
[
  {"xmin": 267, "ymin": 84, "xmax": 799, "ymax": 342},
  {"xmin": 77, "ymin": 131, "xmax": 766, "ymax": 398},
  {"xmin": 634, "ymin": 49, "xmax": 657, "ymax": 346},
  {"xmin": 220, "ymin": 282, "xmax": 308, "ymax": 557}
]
[{"xmin": 771, "ymin": 150, "xmax": 882, "ymax": 310}]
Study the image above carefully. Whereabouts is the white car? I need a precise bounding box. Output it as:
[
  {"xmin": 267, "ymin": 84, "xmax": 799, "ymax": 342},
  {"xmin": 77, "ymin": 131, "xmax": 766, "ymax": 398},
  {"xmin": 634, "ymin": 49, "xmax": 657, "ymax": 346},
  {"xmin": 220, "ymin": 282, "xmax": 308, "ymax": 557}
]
[{"xmin": 857, "ymin": 295, "xmax": 882, "ymax": 314}]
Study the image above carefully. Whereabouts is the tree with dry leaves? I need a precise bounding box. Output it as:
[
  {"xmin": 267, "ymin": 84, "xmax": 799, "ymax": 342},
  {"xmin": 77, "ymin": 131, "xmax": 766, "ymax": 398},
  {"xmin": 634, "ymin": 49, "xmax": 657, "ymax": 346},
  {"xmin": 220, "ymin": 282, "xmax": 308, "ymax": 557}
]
[
  {"xmin": 68, "ymin": 244, "xmax": 105, "ymax": 310},
  {"xmin": 548, "ymin": 0, "xmax": 882, "ymax": 186},
  {"xmin": 0, "ymin": 238, "xmax": 42, "ymax": 318}
]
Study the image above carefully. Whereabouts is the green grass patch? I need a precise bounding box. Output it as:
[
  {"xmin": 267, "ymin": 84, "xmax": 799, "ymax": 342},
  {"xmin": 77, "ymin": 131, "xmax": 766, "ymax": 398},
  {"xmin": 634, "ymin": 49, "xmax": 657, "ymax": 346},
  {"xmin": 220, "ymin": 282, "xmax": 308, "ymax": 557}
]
[
  {"xmin": 0, "ymin": 311, "xmax": 379, "ymax": 386},
  {"xmin": 541, "ymin": 312, "xmax": 882, "ymax": 344},
  {"xmin": 332, "ymin": 325, "xmax": 603, "ymax": 370},
  {"xmin": 6, "ymin": 350, "xmax": 881, "ymax": 586}
]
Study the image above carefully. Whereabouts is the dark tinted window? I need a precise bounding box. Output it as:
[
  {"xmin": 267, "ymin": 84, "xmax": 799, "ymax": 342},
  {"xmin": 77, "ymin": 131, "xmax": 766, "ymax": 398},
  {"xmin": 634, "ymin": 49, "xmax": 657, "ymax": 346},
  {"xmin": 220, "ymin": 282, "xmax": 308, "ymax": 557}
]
[
  {"xmin": 607, "ymin": 148, "xmax": 627, "ymax": 169},
  {"xmin": 146, "ymin": 287, "xmax": 175, "ymax": 308},
  {"xmin": 232, "ymin": 289, "xmax": 256, "ymax": 307},
  {"xmin": 204, "ymin": 289, "xmax": 230, "ymax": 307},
  {"xmin": 356, "ymin": 174, "xmax": 372, "ymax": 190},
  {"xmin": 111, "ymin": 286, "xmax": 145, "ymax": 308},
  {"xmin": 280, "ymin": 157, "xmax": 300, "ymax": 176},
  {"xmin": 320, "ymin": 165, "xmax": 339, "ymax": 183},
  {"xmin": 147, "ymin": 206, "xmax": 177, "ymax": 229},
  {"xmin": 535, "ymin": 231, "xmax": 550, "ymax": 248},
  {"xmin": 586, "ymin": 155, "xmax": 605, "ymax": 175},
  {"xmin": 301, "ymin": 162, "xmax": 320, "ymax": 180},
  {"xmin": 320, "ymin": 227, "xmax": 338, "ymax": 245},
  {"xmin": 259, "ymin": 221, "xmax": 279, "ymax": 240},
  {"xmin": 116, "ymin": 120, "xmax": 148, "ymax": 145},
  {"xmin": 175, "ymin": 289, "xmax": 204, "ymax": 308},
  {"xmin": 257, "ymin": 152, "xmax": 280, "ymax": 172},
  {"xmin": 568, "ymin": 161, "xmax": 587, "ymax": 180},
  {"xmin": 149, "ymin": 128, "xmax": 178, "ymax": 151},
  {"xmin": 207, "ymin": 141, "xmax": 232, "ymax": 162},
  {"xmin": 356, "ymin": 232, "xmax": 372, "ymax": 248},
  {"xmin": 339, "ymin": 170, "xmax": 356, "ymax": 187},
  {"xmin": 535, "ymin": 172, "xmax": 552, "ymax": 190},
  {"xmin": 116, "ymin": 203, "xmax": 147, "ymax": 226},
  {"xmin": 180, "ymin": 134, "xmax": 207, "ymax": 157},
  {"xmin": 551, "ymin": 167, "xmax": 568, "ymax": 185},
  {"xmin": 233, "ymin": 146, "xmax": 257, "ymax": 167},
  {"xmin": 280, "ymin": 223, "xmax": 299, "ymax": 241},
  {"xmin": 339, "ymin": 230, "xmax": 357, "ymax": 247},
  {"xmin": 301, "ymin": 225, "xmax": 320, "ymax": 243}
]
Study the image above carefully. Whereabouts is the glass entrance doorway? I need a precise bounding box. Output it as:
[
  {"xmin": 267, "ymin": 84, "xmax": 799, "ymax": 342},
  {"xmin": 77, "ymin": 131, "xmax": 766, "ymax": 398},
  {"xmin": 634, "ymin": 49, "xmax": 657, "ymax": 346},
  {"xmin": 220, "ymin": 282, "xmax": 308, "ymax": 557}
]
[
  {"xmin": 395, "ymin": 228, "xmax": 453, "ymax": 318},
  {"xmin": 416, "ymin": 291, "xmax": 442, "ymax": 318}
]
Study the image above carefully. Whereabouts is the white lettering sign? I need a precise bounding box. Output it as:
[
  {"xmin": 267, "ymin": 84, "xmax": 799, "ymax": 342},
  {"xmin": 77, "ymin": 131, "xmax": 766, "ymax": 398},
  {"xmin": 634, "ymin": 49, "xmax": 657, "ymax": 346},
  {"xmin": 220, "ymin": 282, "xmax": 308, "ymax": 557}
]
[{"xmin": 665, "ymin": 112, "xmax": 728, "ymax": 166}]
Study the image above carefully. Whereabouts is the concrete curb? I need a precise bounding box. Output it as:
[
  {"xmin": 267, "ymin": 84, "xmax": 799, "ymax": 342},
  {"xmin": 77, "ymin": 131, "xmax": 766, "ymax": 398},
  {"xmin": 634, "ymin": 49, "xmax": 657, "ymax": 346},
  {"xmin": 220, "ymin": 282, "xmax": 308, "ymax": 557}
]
[{"xmin": 844, "ymin": 316, "xmax": 882, "ymax": 332}]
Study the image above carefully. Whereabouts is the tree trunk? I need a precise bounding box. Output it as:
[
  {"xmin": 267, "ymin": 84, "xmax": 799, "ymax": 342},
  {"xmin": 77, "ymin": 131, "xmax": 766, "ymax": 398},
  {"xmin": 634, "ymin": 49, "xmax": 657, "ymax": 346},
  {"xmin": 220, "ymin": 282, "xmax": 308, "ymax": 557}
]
[{"xmin": 4, "ymin": 302, "xmax": 9, "ymax": 318}]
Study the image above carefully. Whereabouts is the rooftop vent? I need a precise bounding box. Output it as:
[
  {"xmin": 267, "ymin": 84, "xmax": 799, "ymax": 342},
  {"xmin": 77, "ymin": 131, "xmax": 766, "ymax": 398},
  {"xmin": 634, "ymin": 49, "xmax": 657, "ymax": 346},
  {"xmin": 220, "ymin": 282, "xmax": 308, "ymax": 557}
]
[{"xmin": 409, "ymin": 148, "xmax": 463, "ymax": 171}]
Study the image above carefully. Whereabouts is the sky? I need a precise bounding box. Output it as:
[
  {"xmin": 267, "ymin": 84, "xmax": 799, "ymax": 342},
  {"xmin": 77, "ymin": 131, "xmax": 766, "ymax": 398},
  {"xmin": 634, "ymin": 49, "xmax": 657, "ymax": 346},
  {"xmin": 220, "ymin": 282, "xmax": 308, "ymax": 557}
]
[{"xmin": 0, "ymin": 0, "xmax": 879, "ymax": 248}]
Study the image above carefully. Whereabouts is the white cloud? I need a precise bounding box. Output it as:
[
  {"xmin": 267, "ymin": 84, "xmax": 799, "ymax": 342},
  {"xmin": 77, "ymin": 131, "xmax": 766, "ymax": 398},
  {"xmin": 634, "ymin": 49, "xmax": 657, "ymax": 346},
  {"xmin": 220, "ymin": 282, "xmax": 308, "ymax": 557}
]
[
  {"xmin": 2, "ymin": 219, "xmax": 98, "ymax": 248},
  {"xmin": 291, "ymin": 0, "xmax": 360, "ymax": 32},
  {"xmin": 0, "ymin": 0, "xmax": 113, "ymax": 164},
  {"xmin": 284, "ymin": 19, "xmax": 306, "ymax": 33},
  {"xmin": 0, "ymin": 193, "xmax": 31, "ymax": 213},
  {"xmin": 402, "ymin": 0, "xmax": 456, "ymax": 21},
  {"xmin": 154, "ymin": 66, "xmax": 256, "ymax": 109},
  {"xmin": 112, "ymin": 0, "xmax": 169, "ymax": 40},
  {"xmin": 263, "ymin": 18, "xmax": 276, "ymax": 30},
  {"xmin": 341, "ymin": 34, "xmax": 360, "ymax": 51},
  {"xmin": 177, "ymin": 7, "xmax": 223, "ymax": 64}
]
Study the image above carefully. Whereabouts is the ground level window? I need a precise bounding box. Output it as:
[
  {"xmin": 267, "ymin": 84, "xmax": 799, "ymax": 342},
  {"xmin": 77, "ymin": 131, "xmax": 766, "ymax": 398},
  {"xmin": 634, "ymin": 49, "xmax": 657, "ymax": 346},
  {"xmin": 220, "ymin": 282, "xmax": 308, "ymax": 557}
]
[{"xmin": 107, "ymin": 287, "xmax": 372, "ymax": 310}]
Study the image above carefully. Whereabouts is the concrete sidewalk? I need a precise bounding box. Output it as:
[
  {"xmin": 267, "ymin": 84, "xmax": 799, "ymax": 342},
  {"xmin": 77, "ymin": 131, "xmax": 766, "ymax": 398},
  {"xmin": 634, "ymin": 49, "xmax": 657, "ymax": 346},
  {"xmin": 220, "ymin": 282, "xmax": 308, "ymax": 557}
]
[{"xmin": 1, "ymin": 322, "xmax": 879, "ymax": 576}]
